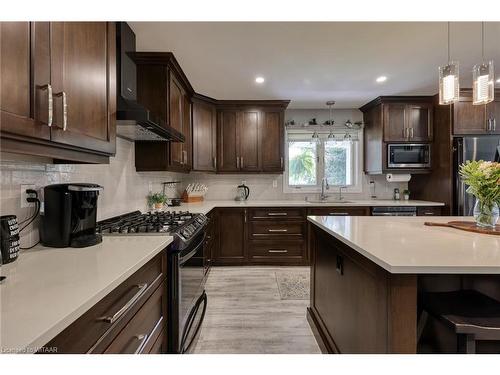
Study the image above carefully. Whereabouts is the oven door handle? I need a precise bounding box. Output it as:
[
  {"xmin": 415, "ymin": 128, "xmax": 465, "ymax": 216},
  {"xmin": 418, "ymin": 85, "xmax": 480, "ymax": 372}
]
[
  {"xmin": 179, "ymin": 237, "xmax": 205, "ymax": 265},
  {"xmin": 181, "ymin": 291, "xmax": 208, "ymax": 354}
]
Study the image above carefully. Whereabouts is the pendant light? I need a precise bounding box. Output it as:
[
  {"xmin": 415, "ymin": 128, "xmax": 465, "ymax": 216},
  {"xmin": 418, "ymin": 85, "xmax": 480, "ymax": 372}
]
[
  {"xmin": 325, "ymin": 101, "xmax": 335, "ymax": 125},
  {"xmin": 438, "ymin": 22, "xmax": 459, "ymax": 105},
  {"xmin": 312, "ymin": 131, "xmax": 321, "ymax": 144},
  {"xmin": 473, "ymin": 22, "xmax": 494, "ymax": 105}
]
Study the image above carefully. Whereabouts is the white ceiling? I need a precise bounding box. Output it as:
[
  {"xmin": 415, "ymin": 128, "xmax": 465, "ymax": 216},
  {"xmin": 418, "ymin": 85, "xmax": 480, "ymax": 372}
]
[{"xmin": 130, "ymin": 22, "xmax": 500, "ymax": 109}]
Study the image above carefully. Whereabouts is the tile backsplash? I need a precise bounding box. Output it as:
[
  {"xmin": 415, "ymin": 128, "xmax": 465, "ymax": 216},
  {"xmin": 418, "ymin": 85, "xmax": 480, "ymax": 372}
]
[{"xmin": 0, "ymin": 138, "xmax": 183, "ymax": 248}]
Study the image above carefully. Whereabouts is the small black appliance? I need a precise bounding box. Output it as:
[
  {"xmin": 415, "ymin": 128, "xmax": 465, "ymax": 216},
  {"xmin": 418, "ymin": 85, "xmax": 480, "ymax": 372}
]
[{"xmin": 39, "ymin": 183, "xmax": 103, "ymax": 248}]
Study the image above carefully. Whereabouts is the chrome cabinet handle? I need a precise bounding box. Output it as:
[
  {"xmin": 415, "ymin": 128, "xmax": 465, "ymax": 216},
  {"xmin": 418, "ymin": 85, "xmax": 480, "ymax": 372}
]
[
  {"xmin": 54, "ymin": 91, "xmax": 68, "ymax": 131},
  {"xmin": 236, "ymin": 157, "xmax": 239, "ymax": 169},
  {"xmin": 330, "ymin": 213, "xmax": 349, "ymax": 216},
  {"xmin": 39, "ymin": 84, "xmax": 53, "ymax": 127},
  {"xmin": 98, "ymin": 283, "xmax": 148, "ymax": 324},
  {"xmin": 402, "ymin": 128, "xmax": 406, "ymax": 138},
  {"xmin": 410, "ymin": 127, "xmax": 414, "ymax": 139},
  {"xmin": 268, "ymin": 229, "xmax": 288, "ymax": 232},
  {"xmin": 183, "ymin": 150, "xmax": 188, "ymax": 165},
  {"xmin": 268, "ymin": 249, "xmax": 288, "ymax": 253},
  {"xmin": 240, "ymin": 157, "xmax": 244, "ymax": 168},
  {"xmin": 280, "ymin": 157, "xmax": 284, "ymax": 168},
  {"xmin": 244, "ymin": 209, "xmax": 247, "ymax": 223},
  {"xmin": 213, "ymin": 156, "xmax": 217, "ymax": 169},
  {"xmin": 487, "ymin": 119, "xmax": 491, "ymax": 131},
  {"xmin": 494, "ymin": 119, "xmax": 497, "ymax": 131},
  {"xmin": 268, "ymin": 212, "xmax": 287, "ymax": 216},
  {"xmin": 131, "ymin": 334, "xmax": 148, "ymax": 354}
]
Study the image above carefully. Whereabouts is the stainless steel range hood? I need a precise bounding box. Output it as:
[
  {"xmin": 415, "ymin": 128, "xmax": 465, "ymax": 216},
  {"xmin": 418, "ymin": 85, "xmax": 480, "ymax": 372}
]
[{"xmin": 116, "ymin": 22, "xmax": 184, "ymax": 142}]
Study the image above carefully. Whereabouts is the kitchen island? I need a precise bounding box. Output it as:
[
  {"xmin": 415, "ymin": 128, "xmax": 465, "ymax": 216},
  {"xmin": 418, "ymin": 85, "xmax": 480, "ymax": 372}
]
[{"xmin": 307, "ymin": 216, "xmax": 500, "ymax": 354}]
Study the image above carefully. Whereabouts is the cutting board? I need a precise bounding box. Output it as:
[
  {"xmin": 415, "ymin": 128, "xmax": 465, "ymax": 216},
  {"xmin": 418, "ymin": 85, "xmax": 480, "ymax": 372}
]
[{"xmin": 424, "ymin": 221, "xmax": 500, "ymax": 235}]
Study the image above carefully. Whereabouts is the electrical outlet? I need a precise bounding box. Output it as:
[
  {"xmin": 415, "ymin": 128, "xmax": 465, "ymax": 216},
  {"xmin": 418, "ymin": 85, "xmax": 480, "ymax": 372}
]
[
  {"xmin": 272, "ymin": 180, "xmax": 278, "ymax": 188},
  {"xmin": 148, "ymin": 181, "xmax": 153, "ymax": 192},
  {"xmin": 20, "ymin": 184, "xmax": 36, "ymax": 208}
]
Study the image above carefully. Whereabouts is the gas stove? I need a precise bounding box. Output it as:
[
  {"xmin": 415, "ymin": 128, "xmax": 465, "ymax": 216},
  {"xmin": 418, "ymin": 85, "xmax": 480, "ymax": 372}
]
[{"xmin": 96, "ymin": 210, "xmax": 207, "ymax": 242}]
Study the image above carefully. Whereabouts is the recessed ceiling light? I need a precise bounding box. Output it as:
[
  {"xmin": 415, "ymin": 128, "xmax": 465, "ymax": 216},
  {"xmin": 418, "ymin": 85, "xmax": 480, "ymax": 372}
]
[
  {"xmin": 376, "ymin": 76, "xmax": 387, "ymax": 83},
  {"xmin": 255, "ymin": 77, "xmax": 265, "ymax": 84}
]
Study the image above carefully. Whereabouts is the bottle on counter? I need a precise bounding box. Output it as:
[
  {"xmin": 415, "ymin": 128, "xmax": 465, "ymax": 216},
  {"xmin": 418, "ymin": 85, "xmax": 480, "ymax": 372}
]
[{"xmin": 393, "ymin": 188, "xmax": 400, "ymax": 200}]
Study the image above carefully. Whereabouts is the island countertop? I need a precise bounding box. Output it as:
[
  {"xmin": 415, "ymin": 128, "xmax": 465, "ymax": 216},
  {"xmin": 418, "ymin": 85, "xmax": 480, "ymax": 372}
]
[
  {"xmin": 0, "ymin": 235, "xmax": 173, "ymax": 353},
  {"xmin": 307, "ymin": 216, "xmax": 500, "ymax": 274}
]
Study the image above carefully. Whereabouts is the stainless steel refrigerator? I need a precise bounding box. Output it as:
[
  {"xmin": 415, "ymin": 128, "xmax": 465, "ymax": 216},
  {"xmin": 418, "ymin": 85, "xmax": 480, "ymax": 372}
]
[{"xmin": 453, "ymin": 136, "xmax": 500, "ymax": 216}]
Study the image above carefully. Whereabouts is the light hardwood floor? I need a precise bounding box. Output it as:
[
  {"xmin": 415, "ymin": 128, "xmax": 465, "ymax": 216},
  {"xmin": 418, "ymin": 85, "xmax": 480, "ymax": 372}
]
[{"xmin": 193, "ymin": 266, "xmax": 321, "ymax": 354}]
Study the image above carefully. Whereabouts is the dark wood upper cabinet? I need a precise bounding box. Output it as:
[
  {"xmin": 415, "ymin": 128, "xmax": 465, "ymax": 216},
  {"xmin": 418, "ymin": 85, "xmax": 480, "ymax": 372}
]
[
  {"xmin": 261, "ymin": 109, "xmax": 284, "ymax": 172},
  {"xmin": 0, "ymin": 22, "xmax": 116, "ymax": 163},
  {"xmin": 217, "ymin": 109, "xmax": 240, "ymax": 172},
  {"xmin": 133, "ymin": 53, "xmax": 193, "ymax": 172},
  {"xmin": 217, "ymin": 103, "xmax": 288, "ymax": 173},
  {"xmin": 49, "ymin": 22, "xmax": 116, "ymax": 155},
  {"xmin": 383, "ymin": 103, "xmax": 407, "ymax": 142},
  {"xmin": 1, "ymin": 22, "xmax": 51, "ymax": 140},
  {"xmin": 192, "ymin": 98, "xmax": 217, "ymax": 172},
  {"xmin": 382, "ymin": 102, "xmax": 432, "ymax": 142},
  {"xmin": 238, "ymin": 109, "xmax": 260, "ymax": 172},
  {"xmin": 452, "ymin": 92, "xmax": 500, "ymax": 135}
]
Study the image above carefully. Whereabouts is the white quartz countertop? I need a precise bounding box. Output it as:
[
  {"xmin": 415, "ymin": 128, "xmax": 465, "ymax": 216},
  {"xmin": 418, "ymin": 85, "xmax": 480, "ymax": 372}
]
[
  {"xmin": 0, "ymin": 235, "xmax": 173, "ymax": 353},
  {"xmin": 308, "ymin": 216, "xmax": 500, "ymax": 274},
  {"xmin": 166, "ymin": 199, "xmax": 444, "ymax": 215}
]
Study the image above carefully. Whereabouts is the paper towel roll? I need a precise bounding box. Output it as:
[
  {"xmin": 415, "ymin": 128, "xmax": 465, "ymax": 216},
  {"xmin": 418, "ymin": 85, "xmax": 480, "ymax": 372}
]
[{"xmin": 386, "ymin": 173, "xmax": 411, "ymax": 183}]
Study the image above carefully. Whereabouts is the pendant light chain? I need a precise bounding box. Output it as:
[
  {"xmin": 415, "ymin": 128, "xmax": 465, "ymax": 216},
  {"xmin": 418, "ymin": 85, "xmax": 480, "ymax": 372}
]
[
  {"xmin": 482, "ymin": 22, "xmax": 485, "ymax": 61},
  {"xmin": 447, "ymin": 22, "xmax": 450, "ymax": 62}
]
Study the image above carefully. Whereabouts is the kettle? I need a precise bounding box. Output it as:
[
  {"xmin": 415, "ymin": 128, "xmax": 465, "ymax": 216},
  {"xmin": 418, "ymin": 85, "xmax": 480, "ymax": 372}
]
[{"xmin": 235, "ymin": 184, "xmax": 250, "ymax": 201}]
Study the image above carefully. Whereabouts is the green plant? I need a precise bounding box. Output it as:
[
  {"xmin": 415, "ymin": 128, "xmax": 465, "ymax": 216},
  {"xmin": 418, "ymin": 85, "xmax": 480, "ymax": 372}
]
[
  {"xmin": 289, "ymin": 149, "xmax": 315, "ymax": 184},
  {"xmin": 459, "ymin": 161, "xmax": 500, "ymax": 208},
  {"xmin": 147, "ymin": 192, "xmax": 167, "ymax": 206}
]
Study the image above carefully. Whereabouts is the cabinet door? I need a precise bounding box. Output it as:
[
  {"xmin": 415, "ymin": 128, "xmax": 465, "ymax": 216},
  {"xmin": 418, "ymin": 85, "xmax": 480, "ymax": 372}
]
[
  {"xmin": 49, "ymin": 22, "xmax": 115, "ymax": 154},
  {"xmin": 181, "ymin": 93, "xmax": 192, "ymax": 171},
  {"xmin": 486, "ymin": 100, "xmax": 500, "ymax": 134},
  {"xmin": 383, "ymin": 103, "xmax": 407, "ymax": 142},
  {"xmin": 0, "ymin": 22, "xmax": 51, "ymax": 140},
  {"xmin": 453, "ymin": 98, "xmax": 487, "ymax": 135},
  {"xmin": 407, "ymin": 103, "xmax": 432, "ymax": 141},
  {"xmin": 215, "ymin": 209, "xmax": 246, "ymax": 263},
  {"xmin": 239, "ymin": 109, "xmax": 261, "ymax": 171},
  {"xmin": 217, "ymin": 110, "xmax": 239, "ymax": 172},
  {"xmin": 192, "ymin": 100, "xmax": 216, "ymax": 171},
  {"xmin": 169, "ymin": 73, "xmax": 185, "ymax": 169},
  {"xmin": 261, "ymin": 110, "xmax": 284, "ymax": 172}
]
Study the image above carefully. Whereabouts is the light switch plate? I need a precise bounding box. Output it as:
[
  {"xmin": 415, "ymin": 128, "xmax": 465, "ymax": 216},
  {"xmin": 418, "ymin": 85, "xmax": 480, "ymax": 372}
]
[
  {"xmin": 272, "ymin": 180, "xmax": 278, "ymax": 188},
  {"xmin": 20, "ymin": 184, "xmax": 36, "ymax": 208}
]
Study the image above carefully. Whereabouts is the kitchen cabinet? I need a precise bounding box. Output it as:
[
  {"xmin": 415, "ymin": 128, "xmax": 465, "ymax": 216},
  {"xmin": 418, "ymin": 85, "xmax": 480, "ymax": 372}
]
[
  {"xmin": 134, "ymin": 53, "xmax": 194, "ymax": 172},
  {"xmin": 307, "ymin": 207, "xmax": 370, "ymax": 216},
  {"xmin": 308, "ymin": 225, "xmax": 416, "ymax": 353},
  {"xmin": 41, "ymin": 252, "xmax": 167, "ymax": 354},
  {"xmin": 261, "ymin": 109, "xmax": 285, "ymax": 172},
  {"xmin": 360, "ymin": 96, "xmax": 434, "ymax": 174},
  {"xmin": 215, "ymin": 208, "xmax": 247, "ymax": 264},
  {"xmin": 192, "ymin": 97, "xmax": 217, "ymax": 172},
  {"xmin": 204, "ymin": 209, "xmax": 218, "ymax": 271},
  {"xmin": 0, "ymin": 22, "xmax": 116, "ymax": 163},
  {"xmin": 417, "ymin": 206, "xmax": 442, "ymax": 216},
  {"xmin": 383, "ymin": 102, "xmax": 432, "ymax": 142},
  {"xmin": 453, "ymin": 96, "xmax": 500, "ymax": 135},
  {"xmin": 217, "ymin": 103, "xmax": 288, "ymax": 173}
]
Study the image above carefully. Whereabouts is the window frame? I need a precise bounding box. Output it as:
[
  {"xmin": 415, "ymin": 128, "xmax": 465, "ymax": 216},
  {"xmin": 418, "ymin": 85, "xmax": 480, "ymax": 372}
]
[{"xmin": 283, "ymin": 128, "xmax": 364, "ymax": 194}]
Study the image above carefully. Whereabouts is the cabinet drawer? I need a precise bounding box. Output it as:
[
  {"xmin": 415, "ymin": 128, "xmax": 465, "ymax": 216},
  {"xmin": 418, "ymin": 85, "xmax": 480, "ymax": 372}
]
[
  {"xmin": 249, "ymin": 221, "xmax": 305, "ymax": 239},
  {"xmin": 248, "ymin": 240, "xmax": 305, "ymax": 259},
  {"xmin": 104, "ymin": 285, "xmax": 164, "ymax": 354},
  {"xmin": 45, "ymin": 252, "xmax": 165, "ymax": 353},
  {"xmin": 308, "ymin": 207, "xmax": 370, "ymax": 216},
  {"xmin": 249, "ymin": 207, "xmax": 305, "ymax": 220},
  {"xmin": 417, "ymin": 206, "xmax": 442, "ymax": 216}
]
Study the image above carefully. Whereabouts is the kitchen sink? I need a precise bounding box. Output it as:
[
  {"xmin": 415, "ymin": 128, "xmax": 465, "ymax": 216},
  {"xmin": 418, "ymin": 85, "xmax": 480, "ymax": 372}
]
[{"xmin": 306, "ymin": 199, "xmax": 354, "ymax": 204}]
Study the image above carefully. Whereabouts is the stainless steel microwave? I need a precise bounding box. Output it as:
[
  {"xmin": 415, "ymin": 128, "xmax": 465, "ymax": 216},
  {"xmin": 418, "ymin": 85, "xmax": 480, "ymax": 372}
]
[{"xmin": 387, "ymin": 144, "xmax": 431, "ymax": 168}]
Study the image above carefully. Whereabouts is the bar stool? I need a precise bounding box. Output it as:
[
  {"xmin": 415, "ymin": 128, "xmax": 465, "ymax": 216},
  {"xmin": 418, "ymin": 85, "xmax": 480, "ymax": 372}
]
[{"xmin": 417, "ymin": 290, "xmax": 500, "ymax": 354}]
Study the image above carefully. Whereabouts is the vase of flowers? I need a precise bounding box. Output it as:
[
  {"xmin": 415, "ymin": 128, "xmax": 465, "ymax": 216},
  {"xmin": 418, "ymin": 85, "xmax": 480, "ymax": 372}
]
[{"xmin": 459, "ymin": 160, "xmax": 500, "ymax": 228}]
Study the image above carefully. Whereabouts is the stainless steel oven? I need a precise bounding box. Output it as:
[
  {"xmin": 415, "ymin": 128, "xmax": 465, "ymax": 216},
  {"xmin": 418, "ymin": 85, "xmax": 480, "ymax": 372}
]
[{"xmin": 388, "ymin": 144, "xmax": 431, "ymax": 168}]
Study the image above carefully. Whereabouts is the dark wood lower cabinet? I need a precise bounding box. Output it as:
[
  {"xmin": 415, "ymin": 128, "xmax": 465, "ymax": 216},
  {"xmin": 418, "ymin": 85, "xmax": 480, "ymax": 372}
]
[
  {"xmin": 307, "ymin": 224, "xmax": 417, "ymax": 353},
  {"xmin": 214, "ymin": 208, "xmax": 247, "ymax": 264},
  {"xmin": 41, "ymin": 252, "xmax": 167, "ymax": 354}
]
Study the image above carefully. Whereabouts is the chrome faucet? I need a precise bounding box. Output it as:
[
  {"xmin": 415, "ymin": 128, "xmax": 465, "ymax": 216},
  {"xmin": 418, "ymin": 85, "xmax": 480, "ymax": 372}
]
[
  {"xmin": 338, "ymin": 186, "xmax": 347, "ymax": 201},
  {"xmin": 320, "ymin": 178, "xmax": 330, "ymax": 201}
]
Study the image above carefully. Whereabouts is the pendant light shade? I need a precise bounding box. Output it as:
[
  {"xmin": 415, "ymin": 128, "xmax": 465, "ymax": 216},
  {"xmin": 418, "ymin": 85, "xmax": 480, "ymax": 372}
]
[
  {"xmin": 438, "ymin": 23, "xmax": 459, "ymax": 105},
  {"xmin": 472, "ymin": 60, "xmax": 494, "ymax": 105},
  {"xmin": 473, "ymin": 23, "xmax": 494, "ymax": 105},
  {"xmin": 439, "ymin": 62, "xmax": 460, "ymax": 104}
]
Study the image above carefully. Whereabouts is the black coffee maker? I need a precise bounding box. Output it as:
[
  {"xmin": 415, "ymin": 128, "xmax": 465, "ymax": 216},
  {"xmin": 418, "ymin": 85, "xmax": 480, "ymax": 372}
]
[{"xmin": 40, "ymin": 183, "xmax": 103, "ymax": 248}]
